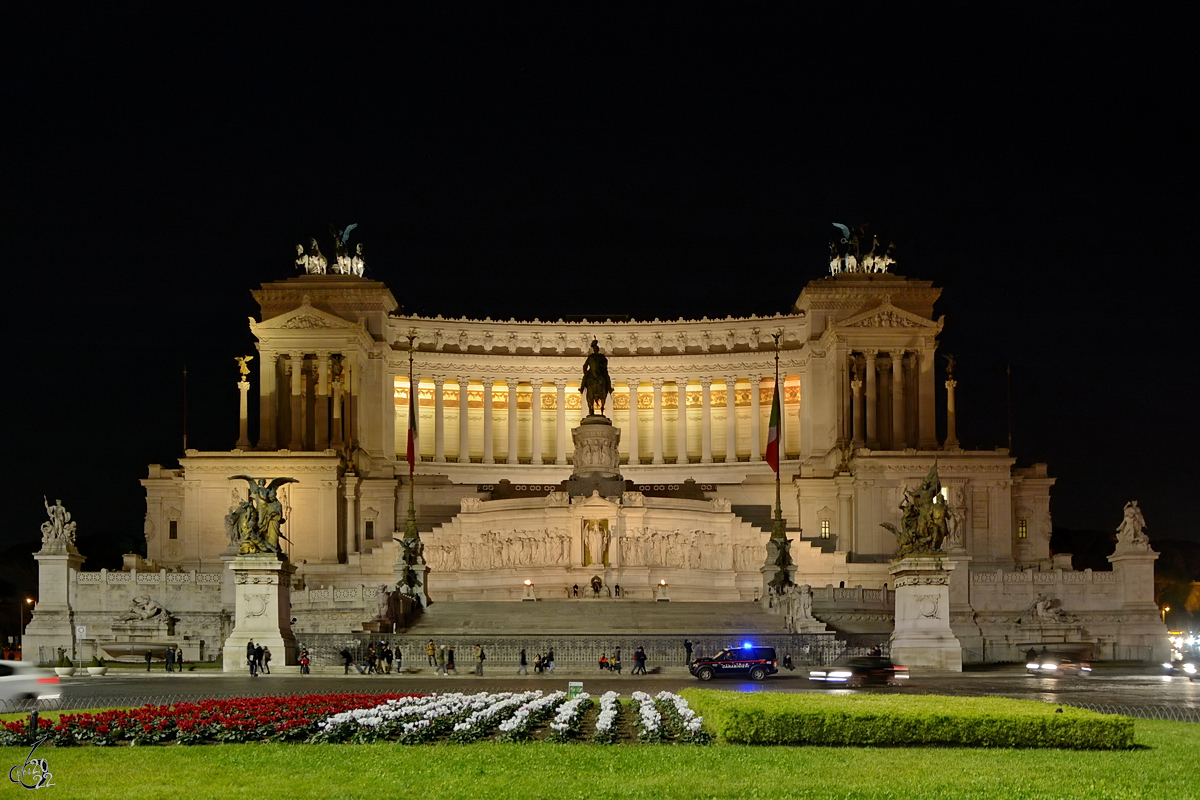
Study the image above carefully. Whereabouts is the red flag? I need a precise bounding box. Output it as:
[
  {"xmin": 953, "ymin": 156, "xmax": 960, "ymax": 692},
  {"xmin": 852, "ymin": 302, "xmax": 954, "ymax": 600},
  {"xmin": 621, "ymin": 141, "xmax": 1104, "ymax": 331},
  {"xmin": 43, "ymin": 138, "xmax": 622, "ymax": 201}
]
[
  {"xmin": 406, "ymin": 381, "xmax": 419, "ymax": 470},
  {"xmin": 764, "ymin": 380, "xmax": 781, "ymax": 474}
]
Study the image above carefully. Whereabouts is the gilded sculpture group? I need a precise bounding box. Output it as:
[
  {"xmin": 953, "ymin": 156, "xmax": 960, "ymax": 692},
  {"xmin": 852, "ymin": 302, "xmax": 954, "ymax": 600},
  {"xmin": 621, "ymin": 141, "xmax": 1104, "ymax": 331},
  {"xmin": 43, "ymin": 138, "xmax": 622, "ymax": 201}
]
[{"xmin": 226, "ymin": 475, "xmax": 299, "ymax": 556}]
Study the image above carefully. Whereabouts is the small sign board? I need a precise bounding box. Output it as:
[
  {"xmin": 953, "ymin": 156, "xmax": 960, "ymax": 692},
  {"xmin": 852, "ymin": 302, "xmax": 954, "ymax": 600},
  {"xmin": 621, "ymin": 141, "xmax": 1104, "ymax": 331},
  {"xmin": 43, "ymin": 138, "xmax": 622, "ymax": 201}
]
[
  {"xmin": 75, "ymin": 625, "xmax": 87, "ymax": 640},
  {"xmin": 568, "ymin": 681, "xmax": 584, "ymax": 699}
]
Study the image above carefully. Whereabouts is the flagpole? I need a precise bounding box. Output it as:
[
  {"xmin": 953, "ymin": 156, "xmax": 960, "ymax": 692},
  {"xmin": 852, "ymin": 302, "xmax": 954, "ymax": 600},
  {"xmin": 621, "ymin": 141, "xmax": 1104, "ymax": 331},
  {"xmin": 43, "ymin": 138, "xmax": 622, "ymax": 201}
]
[
  {"xmin": 771, "ymin": 332, "xmax": 784, "ymax": 541},
  {"xmin": 404, "ymin": 332, "xmax": 418, "ymax": 539}
]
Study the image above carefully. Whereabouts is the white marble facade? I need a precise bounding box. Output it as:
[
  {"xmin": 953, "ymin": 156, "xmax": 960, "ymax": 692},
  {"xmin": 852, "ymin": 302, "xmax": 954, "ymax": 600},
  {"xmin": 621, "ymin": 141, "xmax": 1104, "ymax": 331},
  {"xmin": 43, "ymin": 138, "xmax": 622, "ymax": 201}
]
[{"xmin": 28, "ymin": 269, "xmax": 1166, "ymax": 663}]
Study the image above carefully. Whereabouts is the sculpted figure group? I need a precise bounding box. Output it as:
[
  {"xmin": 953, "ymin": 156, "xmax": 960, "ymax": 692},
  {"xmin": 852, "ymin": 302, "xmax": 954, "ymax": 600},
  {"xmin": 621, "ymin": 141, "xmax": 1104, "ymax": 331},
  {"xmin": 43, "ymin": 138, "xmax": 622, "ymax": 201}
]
[
  {"xmin": 227, "ymin": 475, "xmax": 299, "ymax": 556},
  {"xmin": 40, "ymin": 496, "xmax": 78, "ymax": 552},
  {"xmin": 881, "ymin": 462, "xmax": 949, "ymax": 557}
]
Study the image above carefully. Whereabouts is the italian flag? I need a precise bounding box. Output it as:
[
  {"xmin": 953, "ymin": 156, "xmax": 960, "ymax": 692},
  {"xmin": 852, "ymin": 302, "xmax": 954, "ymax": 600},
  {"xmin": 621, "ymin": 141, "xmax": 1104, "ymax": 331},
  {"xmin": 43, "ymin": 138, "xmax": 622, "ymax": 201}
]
[
  {"xmin": 764, "ymin": 380, "xmax": 781, "ymax": 474},
  {"xmin": 406, "ymin": 382, "xmax": 419, "ymax": 470}
]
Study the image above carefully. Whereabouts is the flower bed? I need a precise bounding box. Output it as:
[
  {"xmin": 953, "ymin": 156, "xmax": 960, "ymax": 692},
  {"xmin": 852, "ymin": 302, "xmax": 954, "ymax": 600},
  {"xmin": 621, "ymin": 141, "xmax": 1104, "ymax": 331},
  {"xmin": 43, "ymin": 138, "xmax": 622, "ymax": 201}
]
[
  {"xmin": 0, "ymin": 691, "xmax": 711, "ymax": 747},
  {"xmin": 0, "ymin": 694, "xmax": 420, "ymax": 747}
]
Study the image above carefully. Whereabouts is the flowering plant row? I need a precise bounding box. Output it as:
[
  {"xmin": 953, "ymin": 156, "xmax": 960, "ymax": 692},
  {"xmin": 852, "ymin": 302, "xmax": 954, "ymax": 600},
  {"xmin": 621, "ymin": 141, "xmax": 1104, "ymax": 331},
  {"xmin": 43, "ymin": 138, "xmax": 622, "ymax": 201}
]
[
  {"xmin": 0, "ymin": 694, "xmax": 420, "ymax": 747},
  {"xmin": 0, "ymin": 691, "xmax": 709, "ymax": 747}
]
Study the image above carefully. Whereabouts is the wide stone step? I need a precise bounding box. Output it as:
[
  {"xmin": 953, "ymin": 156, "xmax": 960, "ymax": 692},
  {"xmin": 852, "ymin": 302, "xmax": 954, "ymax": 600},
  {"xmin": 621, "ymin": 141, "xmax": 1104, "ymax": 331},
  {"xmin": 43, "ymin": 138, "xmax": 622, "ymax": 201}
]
[{"xmin": 405, "ymin": 600, "xmax": 791, "ymax": 635}]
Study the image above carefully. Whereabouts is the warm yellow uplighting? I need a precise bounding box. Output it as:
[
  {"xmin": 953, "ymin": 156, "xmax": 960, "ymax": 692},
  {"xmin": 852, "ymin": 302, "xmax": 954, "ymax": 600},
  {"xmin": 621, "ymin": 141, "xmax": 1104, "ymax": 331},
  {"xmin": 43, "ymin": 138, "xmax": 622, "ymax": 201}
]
[{"xmin": 523, "ymin": 580, "xmax": 532, "ymax": 586}]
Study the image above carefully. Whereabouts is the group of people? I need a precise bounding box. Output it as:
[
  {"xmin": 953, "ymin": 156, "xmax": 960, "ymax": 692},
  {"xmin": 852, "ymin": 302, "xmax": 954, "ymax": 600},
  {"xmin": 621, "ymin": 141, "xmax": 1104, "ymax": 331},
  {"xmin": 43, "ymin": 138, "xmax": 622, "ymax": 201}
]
[
  {"xmin": 143, "ymin": 646, "xmax": 186, "ymax": 672},
  {"xmin": 598, "ymin": 646, "xmax": 649, "ymax": 674},
  {"xmin": 244, "ymin": 641, "xmax": 272, "ymax": 676},
  {"xmin": 425, "ymin": 640, "xmax": 460, "ymax": 675},
  {"xmin": 337, "ymin": 641, "xmax": 403, "ymax": 674},
  {"xmin": 517, "ymin": 648, "xmax": 556, "ymax": 675}
]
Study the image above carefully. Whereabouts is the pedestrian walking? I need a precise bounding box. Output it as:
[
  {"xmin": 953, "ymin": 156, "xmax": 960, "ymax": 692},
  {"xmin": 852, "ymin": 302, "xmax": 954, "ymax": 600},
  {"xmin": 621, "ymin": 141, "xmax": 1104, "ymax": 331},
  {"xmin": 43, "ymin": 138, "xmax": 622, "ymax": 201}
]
[
  {"xmin": 447, "ymin": 646, "xmax": 457, "ymax": 673},
  {"xmin": 436, "ymin": 645, "xmax": 447, "ymax": 675},
  {"xmin": 341, "ymin": 647, "xmax": 353, "ymax": 675},
  {"xmin": 426, "ymin": 640, "xmax": 437, "ymax": 666},
  {"xmin": 474, "ymin": 644, "xmax": 485, "ymax": 676},
  {"xmin": 146, "ymin": 650, "xmax": 153, "ymax": 672},
  {"xmin": 518, "ymin": 648, "xmax": 529, "ymax": 675},
  {"xmin": 300, "ymin": 648, "xmax": 310, "ymax": 675},
  {"xmin": 612, "ymin": 649, "xmax": 622, "ymax": 674},
  {"xmin": 263, "ymin": 647, "xmax": 272, "ymax": 674},
  {"xmin": 684, "ymin": 638, "xmax": 693, "ymax": 663},
  {"xmin": 547, "ymin": 647, "xmax": 555, "ymax": 674},
  {"xmin": 165, "ymin": 646, "xmax": 175, "ymax": 672},
  {"xmin": 246, "ymin": 641, "xmax": 257, "ymax": 676},
  {"xmin": 254, "ymin": 643, "xmax": 265, "ymax": 675}
]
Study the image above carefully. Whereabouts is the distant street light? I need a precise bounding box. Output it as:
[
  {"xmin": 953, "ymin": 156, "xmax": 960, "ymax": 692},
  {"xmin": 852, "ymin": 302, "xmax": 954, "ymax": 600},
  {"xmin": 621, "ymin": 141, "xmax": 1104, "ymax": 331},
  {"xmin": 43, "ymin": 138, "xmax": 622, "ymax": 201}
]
[{"xmin": 1161, "ymin": 605, "xmax": 1171, "ymax": 624}]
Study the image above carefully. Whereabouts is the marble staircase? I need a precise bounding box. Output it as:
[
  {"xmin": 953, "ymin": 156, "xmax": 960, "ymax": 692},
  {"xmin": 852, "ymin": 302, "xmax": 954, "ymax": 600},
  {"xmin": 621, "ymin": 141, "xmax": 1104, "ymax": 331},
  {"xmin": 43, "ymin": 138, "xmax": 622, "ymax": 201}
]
[{"xmin": 404, "ymin": 599, "xmax": 791, "ymax": 636}]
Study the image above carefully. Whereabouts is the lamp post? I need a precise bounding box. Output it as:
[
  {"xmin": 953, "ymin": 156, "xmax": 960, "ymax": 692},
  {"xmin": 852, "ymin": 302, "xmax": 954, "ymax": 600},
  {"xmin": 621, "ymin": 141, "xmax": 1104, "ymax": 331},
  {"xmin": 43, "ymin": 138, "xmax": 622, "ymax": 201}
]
[{"xmin": 1162, "ymin": 605, "xmax": 1170, "ymax": 624}]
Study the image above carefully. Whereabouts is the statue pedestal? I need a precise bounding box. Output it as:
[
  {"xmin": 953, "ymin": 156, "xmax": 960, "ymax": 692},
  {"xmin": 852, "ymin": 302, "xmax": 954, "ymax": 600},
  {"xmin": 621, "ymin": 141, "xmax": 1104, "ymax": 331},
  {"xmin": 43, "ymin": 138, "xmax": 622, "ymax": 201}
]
[
  {"xmin": 562, "ymin": 416, "xmax": 625, "ymax": 497},
  {"xmin": 221, "ymin": 556, "xmax": 297, "ymax": 672},
  {"xmin": 889, "ymin": 556, "xmax": 962, "ymax": 672}
]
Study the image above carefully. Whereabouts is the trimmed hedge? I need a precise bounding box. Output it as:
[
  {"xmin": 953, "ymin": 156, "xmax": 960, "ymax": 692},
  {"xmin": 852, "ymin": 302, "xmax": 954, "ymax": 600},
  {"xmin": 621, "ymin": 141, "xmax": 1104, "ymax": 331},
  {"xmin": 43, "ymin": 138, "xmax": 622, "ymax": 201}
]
[{"xmin": 680, "ymin": 690, "xmax": 1134, "ymax": 749}]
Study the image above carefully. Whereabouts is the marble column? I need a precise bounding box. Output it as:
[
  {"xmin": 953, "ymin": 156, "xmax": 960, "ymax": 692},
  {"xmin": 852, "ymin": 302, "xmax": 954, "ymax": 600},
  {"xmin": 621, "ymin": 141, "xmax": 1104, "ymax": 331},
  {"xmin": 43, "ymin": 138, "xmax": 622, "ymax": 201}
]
[
  {"xmin": 482, "ymin": 379, "xmax": 495, "ymax": 463},
  {"xmin": 865, "ymin": 351, "xmax": 878, "ymax": 449},
  {"xmin": 851, "ymin": 378, "xmax": 864, "ymax": 445},
  {"xmin": 555, "ymin": 379, "xmax": 568, "ymax": 465},
  {"xmin": 945, "ymin": 378, "xmax": 959, "ymax": 448},
  {"xmin": 236, "ymin": 378, "xmax": 251, "ymax": 449},
  {"xmin": 675, "ymin": 377, "xmax": 689, "ymax": 464},
  {"xmin": 506, "ymin": 381, "xmax": 519, "ymax": 465},
  {"xmin": 918, "ymin": 349, "xmax": 937, "ymax": 449},
  {"xmin": 433, "ymin": 376, "xmax": 446, "ymax": 463},
  {"xmin": 626, "ymin": 382, "xmax": 640, "ymax": 465},
  {"xmin": 799, "ymin": 368, "xmax": 812, "ymax": 458},
  {"xmin": 344, "ymin": 358, "xmax": 356, "ymax": 446},
  {"xmin": 749, "ymin": 374, "xmax": 762, "ymax": 461},
  {"xmin": 331, "ymin": 372, "xmax": 343, "ymax": 448},
  {"xmin": 458, "ymin": 376, "xmax": 471, "ymax": 464},
  {"xmin": 288, "ymin": 353, "xmax": 303, "ymax": 451},
  {"xmin": 531, "ymin": 380, "xmax": 543, "ymax": 464},
  {"xmin": 724, "ymin": 375, "xmax": 738, "ymax": 463},
  {"xmin": 257, "ymin": 351, "xmax": 277, "ymax": 450},
  {"xmin": 315, "ymin": 352, "xmax": 330, "ymax": 450},
  {"xmin": 891, "ymin": 350, "xmax": 906, "ymax": 449},
  {"xmin": 651, "ymin": 378, "xmax": 664, "ymax": 465},
  {"xmin": 699, "ymin": 376, "xmax": 713, "ymax": 463}
]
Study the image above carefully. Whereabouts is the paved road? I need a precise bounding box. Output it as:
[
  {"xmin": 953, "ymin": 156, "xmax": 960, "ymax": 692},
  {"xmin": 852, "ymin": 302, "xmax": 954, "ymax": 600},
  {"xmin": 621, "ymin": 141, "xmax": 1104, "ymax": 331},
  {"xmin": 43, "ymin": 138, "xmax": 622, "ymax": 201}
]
[{"xmin": 38, "ymin": 664, "xmax": 1200, "ymax": 712}]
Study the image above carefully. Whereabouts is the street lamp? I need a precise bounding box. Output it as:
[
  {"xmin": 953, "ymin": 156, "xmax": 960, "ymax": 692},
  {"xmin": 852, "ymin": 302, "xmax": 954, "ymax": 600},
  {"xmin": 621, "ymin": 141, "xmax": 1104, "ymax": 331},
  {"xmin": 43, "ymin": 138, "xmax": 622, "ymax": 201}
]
[{"xmin": 1162, "ymin": 605, "xmax": 1171, "ymax": 624}]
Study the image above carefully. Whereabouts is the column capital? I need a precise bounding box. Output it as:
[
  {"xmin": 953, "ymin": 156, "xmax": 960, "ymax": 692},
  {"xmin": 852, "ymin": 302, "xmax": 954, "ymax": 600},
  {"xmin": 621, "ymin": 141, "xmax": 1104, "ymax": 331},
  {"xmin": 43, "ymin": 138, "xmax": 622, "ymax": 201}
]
[
  {"xmin": 699, "ymin": 376, "xmax": 713, "ymax": 389},
  {"xmin": 481, "ymin": 378, "xmax": 495, "ymax": 389},
  {"xmin": 748, "ymin": 373, "xmax": 762, "ymax": 383},
  {"xmin": 315, "ymin": 350, "xmax": 331, "ymax": 361},
  {"xmin": 851, "ymin": 379, "xmax": 863, "ymax": 391},
  {"xmin": 553, "ymin": 378, "xmax": 567, "ymax": 390},
  {"xmin": 456, "ymin": 375, "xmax": 471, "ymax": 386},
  {"xmin": 945, "ymin": 378, "xmax": 958, "ymax": 390},
  {"xmin": 865, "ymin": 350, "xmax": 878, "ymax": 362},
  {"xmin": 675, "ymin": 376, "xmax": 689, "ymax": 386},
  {"xmin": 723, "ymin": 374, "xmax": 739, "ymax": 385},
  {"xmin": 887, "ymin": 348, "xmax": 906, "ymax": 360},
  {"xmin": 432, "ymin": 375, "xmax": 446, "ymax": 386},
  {"xmin": 650, "ymin": 378, "xmax": 665, "ymax": 389}
]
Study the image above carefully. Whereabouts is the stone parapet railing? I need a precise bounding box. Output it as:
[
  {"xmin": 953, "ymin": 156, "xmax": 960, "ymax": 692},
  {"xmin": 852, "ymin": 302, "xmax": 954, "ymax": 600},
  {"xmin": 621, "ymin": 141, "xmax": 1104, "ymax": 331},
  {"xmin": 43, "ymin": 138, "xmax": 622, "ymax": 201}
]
[{"xmin": 74, "ymin": 569, "xmax": 223, "ymax": 585}]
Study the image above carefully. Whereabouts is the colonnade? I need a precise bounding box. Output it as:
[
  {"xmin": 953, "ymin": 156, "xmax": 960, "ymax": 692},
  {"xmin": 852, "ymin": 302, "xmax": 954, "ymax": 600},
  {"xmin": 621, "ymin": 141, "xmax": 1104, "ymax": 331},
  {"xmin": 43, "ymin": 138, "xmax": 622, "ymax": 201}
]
[
  {"xmin": 843, "ymin": 349, "xmax": 937, "ymax": 450},
  {"xmin": 399, "ymin": 373, "xmax": 802, "ymax": 466},
  {"xmin": 256, "ymin": 351, "xmax": 355, "ymax": 451}
]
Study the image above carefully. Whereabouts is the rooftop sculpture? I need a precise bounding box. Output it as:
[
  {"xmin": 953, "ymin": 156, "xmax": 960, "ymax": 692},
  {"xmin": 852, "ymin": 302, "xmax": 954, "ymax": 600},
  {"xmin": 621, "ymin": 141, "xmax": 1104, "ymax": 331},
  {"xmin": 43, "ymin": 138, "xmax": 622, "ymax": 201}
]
[
  {"xmin": 39, "ymin": 496, "xmax": 78, "ymax": 553},
  {"xmin": 829, "ymin": 222, "xmax": 896, "ymax": 275}
]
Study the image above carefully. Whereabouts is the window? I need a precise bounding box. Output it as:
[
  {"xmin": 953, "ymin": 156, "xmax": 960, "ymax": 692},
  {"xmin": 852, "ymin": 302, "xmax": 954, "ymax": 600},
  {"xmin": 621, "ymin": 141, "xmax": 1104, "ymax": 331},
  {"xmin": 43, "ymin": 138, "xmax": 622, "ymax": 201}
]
[
  {"xmin": 365, "ymin": 520, "xmax": 375, "ymax": 540},
  {"xmin": 169, "ymin": 520, "xmax": 178, "ymax": 540},
  {"xmin": 1017, "ymin": 519, "xmax": 1028, "ymax": 539},
  {"xmin": 820, "ymin": 520, "xmax": 831, "ymax": 539}
]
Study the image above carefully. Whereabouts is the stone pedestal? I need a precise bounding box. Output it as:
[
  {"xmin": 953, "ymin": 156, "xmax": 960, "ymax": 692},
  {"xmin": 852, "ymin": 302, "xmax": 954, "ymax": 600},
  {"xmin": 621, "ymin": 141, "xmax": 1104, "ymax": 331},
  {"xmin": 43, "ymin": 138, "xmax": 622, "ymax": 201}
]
[
  {"xmin": 221, "ymin": 556, "xmax": 297, "ymax": 672},
  {"xmin": 24, "ymin": 549, "xmax": 86, "ymax": 662},
  {"xmin": 561, "ymin": 416, "xmax": 625, "ymax": 497},
  {"xmin": 889, "ymin": 556, "xmax": 962, "ymax": 672},
  {"xmin": 1107, "ymin": 547, "xmax": 1169, "ymax": 661}
]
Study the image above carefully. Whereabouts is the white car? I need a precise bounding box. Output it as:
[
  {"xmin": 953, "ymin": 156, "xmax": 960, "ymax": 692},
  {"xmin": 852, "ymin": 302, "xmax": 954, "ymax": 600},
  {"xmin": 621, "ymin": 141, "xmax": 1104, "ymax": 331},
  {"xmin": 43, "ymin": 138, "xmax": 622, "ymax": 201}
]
[{"xmin": 0, "ymin": 660, "xmax": 62, "ymax": 708}]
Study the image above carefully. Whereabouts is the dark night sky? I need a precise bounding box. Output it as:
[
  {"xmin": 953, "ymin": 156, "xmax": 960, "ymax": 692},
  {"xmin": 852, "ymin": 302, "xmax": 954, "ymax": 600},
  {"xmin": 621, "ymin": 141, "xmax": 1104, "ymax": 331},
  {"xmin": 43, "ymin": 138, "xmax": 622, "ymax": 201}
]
[{"xmin": 3, "ymin": 7, "xmax": 1195, "ymax": 581}]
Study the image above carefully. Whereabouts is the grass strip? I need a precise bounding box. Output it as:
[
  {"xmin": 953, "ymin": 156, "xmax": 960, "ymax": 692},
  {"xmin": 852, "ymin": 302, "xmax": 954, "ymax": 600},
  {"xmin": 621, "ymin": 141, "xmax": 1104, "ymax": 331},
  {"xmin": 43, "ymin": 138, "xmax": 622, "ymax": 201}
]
[
  {"xmin": 1, "ymin": 720, "xmax": 1197, "ymax": 800},
  {"xmin": 681, "ymin": 690, "xmax": 1134, "ymax": 749}
]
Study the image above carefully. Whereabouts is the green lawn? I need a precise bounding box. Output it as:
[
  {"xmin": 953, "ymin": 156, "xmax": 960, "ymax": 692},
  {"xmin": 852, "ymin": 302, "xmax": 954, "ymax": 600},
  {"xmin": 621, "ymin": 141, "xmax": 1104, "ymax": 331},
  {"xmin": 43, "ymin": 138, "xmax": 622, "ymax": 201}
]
[{"xmin": 3, "ymin": 719, "xmax": 1197, "ymax": 799}]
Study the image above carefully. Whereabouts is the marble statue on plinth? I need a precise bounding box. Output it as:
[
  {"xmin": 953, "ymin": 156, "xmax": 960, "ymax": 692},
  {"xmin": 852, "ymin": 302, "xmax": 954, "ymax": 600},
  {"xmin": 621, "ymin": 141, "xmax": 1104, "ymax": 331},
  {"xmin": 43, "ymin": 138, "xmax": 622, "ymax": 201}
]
[
  {"xmin": 228, "ymin": 476, "xmax": 299, "ymax": 556},
  {"xmin": 1115, "ymin": 500, "xmax": 1151, "ymax": 553},
  {"xmin": 118, "ymin": 594, "xmax": 167, "ymax": 621},
  {"xmin": 881, "ymin": 462, "xmax": 948, "ymax": 557},
  {"xmin": 39, "ymin": 496, "xmax": 78, "ymax": 554},
  {"xmin": 295, "ymin": 238, "xmax": 327, "ymax": 274}
]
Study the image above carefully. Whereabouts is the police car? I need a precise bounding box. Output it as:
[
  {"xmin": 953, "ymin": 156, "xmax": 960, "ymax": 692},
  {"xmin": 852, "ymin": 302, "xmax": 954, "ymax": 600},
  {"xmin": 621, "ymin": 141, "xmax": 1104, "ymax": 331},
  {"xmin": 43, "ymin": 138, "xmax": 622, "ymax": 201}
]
[{"xmin": 689, "ymin": 644, "xmax": 778, "ymax": 681}]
